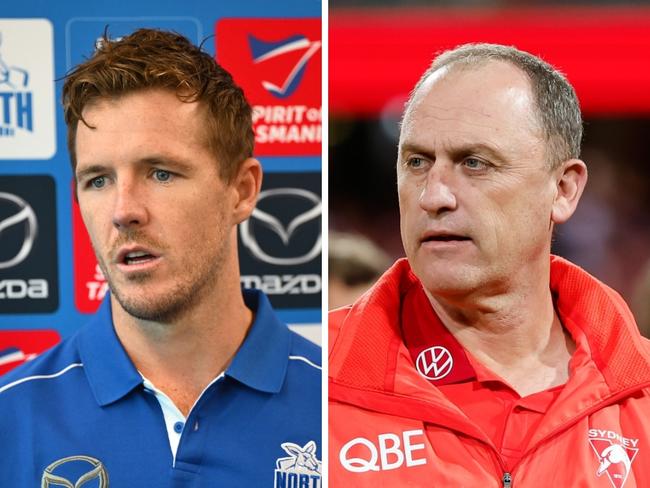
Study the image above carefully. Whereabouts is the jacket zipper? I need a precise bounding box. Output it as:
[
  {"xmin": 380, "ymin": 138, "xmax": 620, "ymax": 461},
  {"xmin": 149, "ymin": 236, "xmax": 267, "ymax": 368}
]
[{"xmin": 502, "ymin": 472, "xmax": 512, "ymax": 488}]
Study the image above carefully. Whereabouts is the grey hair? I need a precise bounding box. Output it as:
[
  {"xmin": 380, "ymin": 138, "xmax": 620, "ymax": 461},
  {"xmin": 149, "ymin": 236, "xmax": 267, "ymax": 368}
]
[{"xmin": 405, "ymin": 43, "xmax": 583, "ymax": 168}]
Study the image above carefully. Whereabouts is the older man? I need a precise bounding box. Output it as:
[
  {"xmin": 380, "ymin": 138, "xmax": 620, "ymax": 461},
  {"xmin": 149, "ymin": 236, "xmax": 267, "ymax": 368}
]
[
  {"xmin": 329, "ymin": 44, "xmax": 650, "ymax": 487},
  {"xmin": 0, "ymin": 29, "xmax": 321, "ymax": 487}
]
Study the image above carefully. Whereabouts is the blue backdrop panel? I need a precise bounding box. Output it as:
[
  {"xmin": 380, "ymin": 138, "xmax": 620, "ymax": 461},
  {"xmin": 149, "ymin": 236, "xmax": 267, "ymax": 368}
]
[{"xmin": 0, "ymin": 0, "xmax": 322, "ymax": 370}]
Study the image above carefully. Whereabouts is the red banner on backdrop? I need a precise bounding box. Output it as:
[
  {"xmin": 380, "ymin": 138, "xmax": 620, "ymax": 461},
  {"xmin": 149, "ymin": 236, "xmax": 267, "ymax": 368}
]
[
  {"xmin": 72, "ymin": 184, "xmax": 107, "ymax": 314},
  {"xmin": 216, "ymin": 18, "xmax": 322, "ymax": 156},
  {"xmin": 0, "ymin": 330, "xmax": 60, "ymax": 375},
  {"xmin": 330, "ymin": 8, "xmax": 650, "ymax": 117}
]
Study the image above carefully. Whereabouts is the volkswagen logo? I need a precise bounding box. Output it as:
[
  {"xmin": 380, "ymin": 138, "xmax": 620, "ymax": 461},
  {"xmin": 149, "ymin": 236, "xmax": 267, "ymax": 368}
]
[
  {"xmin": 0, "ymin": 192, "xmax": 37, "ymax": 270},
  {"xmin": 415, "ymin": 346, "xmax": 454, "ymax": 381},
  {"xmin": 41, "ymin": 455, "xmax": 109, "ymax": 487},
  {"xmin": 240, "ymin": 188, "xmax": 321, "ymax": 266}
]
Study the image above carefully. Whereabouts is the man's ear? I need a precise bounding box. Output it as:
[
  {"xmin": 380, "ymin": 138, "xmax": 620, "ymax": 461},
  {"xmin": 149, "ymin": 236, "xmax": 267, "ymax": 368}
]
[
  {"xmin": 232, "ymin": 157, "xmax": 263, "ymax": 224},
  {"xmin": 551, "ymin": 159, "xmax": 588, "ymax": 225}
]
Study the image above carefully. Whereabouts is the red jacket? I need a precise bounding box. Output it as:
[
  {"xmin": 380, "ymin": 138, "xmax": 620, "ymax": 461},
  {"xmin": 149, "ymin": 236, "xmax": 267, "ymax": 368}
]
[{"xmin": 329, "ymin": 257, "xmax": 650, "ymax": 487}]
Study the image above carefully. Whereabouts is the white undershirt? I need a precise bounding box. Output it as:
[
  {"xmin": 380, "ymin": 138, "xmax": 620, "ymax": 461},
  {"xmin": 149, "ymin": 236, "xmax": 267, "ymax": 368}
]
[{"xmin": 141, "ymin": 372, "xmax": 225, "ymax": 465}]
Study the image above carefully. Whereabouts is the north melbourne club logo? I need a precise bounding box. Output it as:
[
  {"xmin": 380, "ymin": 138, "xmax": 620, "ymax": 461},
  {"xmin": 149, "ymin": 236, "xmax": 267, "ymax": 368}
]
[
  {"xmin": 274, "ymin": 440, "xmax": 321, "ymax": 488},
  {"xmin": 0, "ymin": 19, "xmax": 56, "ymax": 159},
  {"xmin": 588, "ymin": 429, "xmax": 639, "ymax": 488},
  {"xmin": 415, "ymin": 346, "xmax": 454, "ymax": 381}
]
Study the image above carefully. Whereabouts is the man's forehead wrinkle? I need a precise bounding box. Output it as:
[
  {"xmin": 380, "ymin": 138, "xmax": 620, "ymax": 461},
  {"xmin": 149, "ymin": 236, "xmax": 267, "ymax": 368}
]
[{"xmin": 416, "ymin": 108, "xmax": 499, "ymax": 132}]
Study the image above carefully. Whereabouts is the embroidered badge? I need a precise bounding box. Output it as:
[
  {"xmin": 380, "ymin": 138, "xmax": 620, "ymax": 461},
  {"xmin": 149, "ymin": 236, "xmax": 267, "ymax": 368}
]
[
  {"xmin": 274, "ymin": 440, "xmax": 321, "ymax": 488},
  {"xmin": 588, "ymin": 429, "xmax": 639, "ymax": 488},
  {"xmin": 415, "ymin": 346, "xmax": 454, "ymax": 381},
  {"xmin": 41, "ymin": 455, "xmax": 109, "ymax": 487}
]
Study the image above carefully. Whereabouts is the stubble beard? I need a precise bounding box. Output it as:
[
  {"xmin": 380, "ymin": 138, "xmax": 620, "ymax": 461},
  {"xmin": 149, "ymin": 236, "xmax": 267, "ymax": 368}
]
[{"xmin": 96, "ymin": 239, "xmax": 228, "ymax": 324}]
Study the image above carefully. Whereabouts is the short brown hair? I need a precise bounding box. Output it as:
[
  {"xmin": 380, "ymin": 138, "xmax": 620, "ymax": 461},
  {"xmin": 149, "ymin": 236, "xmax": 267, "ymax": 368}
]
[
  {"xmin": 405, "ymin": 43, "xmax": 583, "ymax": 168},
  {"xmin": 63, "ymin": 28, "xmax": 254, "ymax": 181}
]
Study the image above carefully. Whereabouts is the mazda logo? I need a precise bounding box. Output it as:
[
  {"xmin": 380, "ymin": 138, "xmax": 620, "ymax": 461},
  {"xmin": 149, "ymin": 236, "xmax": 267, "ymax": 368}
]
[
  {"xmin": 0, "ymin": 192, "xmax": 37, "ymax": 270},
  {"xmin": 41, "ymin": 455, "xmax": 109, "ymax": 487},
  {"xmin": 240, "ymin": 188, "xmax": 321, "ymax": 266}
]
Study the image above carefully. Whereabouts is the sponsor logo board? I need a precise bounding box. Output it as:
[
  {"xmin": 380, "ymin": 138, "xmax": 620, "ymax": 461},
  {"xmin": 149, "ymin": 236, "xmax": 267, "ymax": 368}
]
[
  {"xmin": 216, "ymin": 18, "xmax": 321, "ymax": 156},
  {"xmin": 0, "ymin": 19, "xmax": 56, "ymax": 159},
  {"xmin": 239, "ymin": 172, "xmax": 321, "ymax": 309},
  {"xmin": 72, "ymin": 184, "xmax": 107, "ymax": 313},
  {"xmin": 0, "ymin": 176, "xmax": 58, "ymax": 313}
]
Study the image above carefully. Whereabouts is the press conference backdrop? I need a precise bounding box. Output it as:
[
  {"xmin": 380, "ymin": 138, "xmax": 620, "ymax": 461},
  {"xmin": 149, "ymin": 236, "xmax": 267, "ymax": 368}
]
[{"xmin": 0, "ymin": 0, "xmax": 322, "ymax": 374}]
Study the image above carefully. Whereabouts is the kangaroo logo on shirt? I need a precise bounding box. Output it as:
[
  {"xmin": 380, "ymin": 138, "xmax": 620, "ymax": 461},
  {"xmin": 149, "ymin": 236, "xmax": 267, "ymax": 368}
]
[
  {"xmin": 41, "ymin": 454, "xmax": 109, "ymax": 487},
  {"xmin": 588, "ymin": 429, "xmax": 639, "ymax": 488},
  {"xmin": 274, "ymin": 440, "xmax": 321, "ymax": 487}
]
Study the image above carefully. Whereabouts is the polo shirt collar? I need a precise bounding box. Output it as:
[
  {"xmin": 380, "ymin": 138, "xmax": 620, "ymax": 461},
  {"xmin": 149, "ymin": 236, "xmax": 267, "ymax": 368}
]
[
  {"xmin": 78, "ymin": 290, "xmax": 291, "ymax": 406},
  {"xmin": 401, "ymin": 281, "xmax": 476, "ymax": 386},
  {"xmin": 78, "ymin": 296, "xmax": 143, "ymax": 407},
  {"xmin": 225, "ymin": 289, "xmax": 291, "ymax": 394}
]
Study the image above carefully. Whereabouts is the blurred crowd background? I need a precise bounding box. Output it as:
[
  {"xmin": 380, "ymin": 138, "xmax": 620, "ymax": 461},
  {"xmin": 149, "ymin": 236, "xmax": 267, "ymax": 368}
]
[{"xmin": 328, "ymin": 3, "xmax": 650, "ymax": 337}]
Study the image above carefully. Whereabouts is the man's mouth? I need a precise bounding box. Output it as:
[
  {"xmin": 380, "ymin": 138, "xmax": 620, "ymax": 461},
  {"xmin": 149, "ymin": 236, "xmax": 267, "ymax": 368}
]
[
  {"xmin": 422, "ymin": 233, "xmax": 471, "ymax": 243},
  {"xmin": 116, "ymin": 247, "xmax": 160, "ymax": 267},
  {"xmin": 123, "ymin": 251, "xmax": 156, "ymax": 265}
]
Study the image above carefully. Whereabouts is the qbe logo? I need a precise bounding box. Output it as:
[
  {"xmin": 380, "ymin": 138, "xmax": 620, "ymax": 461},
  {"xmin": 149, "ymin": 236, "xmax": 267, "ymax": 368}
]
[
  {"xmin": 0, "ymin": 176, "xmax": 58, "ymax": 313},
  {"xmin": 238, "ymin": 172, "xmax": 321, "ymax": 310},
  {"xmin": 72, "ymin": 183, "xmax": 107, "ymax": 313},
  {"xmin": 216, "ymin": 18, "xmax": 321, "ymax": 156},
  {"xmin": 0, "ymin": 19, "xmax": 56, "ymax": 159},
  {"xmin": 339, "ymin": 430, "xmax": 428, "ymax": 473}
]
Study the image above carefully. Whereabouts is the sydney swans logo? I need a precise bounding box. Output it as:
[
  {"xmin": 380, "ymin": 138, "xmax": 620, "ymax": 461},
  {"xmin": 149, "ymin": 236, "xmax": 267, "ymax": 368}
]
[{"xmin": 589, "ymin": 429, "xmax": 639, "ymax": 488}]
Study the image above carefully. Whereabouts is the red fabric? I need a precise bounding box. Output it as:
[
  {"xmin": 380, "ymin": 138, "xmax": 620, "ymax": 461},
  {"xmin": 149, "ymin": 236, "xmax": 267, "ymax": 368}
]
[
  {"xmin": 329, "ymin": 256, "xmax": 650, "ymax": 486},
  {"xmin": 401, "ymin": 282, "xmax": 565, "ymax": 470}
]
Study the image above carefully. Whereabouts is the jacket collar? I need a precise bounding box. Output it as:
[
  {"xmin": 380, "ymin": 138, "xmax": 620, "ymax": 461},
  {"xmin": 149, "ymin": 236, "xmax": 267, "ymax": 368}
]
[
  {"xmin": 79, "ymin": 289, "xmax": 291, "ymax": 407},
  {"xmin": 330, "ymin": 256, "xmax": 650, "ymax": 395}
]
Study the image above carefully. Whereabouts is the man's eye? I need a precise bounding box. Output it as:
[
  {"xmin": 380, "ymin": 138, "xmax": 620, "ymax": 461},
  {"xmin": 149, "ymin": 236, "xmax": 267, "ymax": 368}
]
[
  {"xmin": 463, "ymin": 158, "xmax": 487, "ymax": 170},
  {"xmin": 153, "ymin": 169, "xmax": 172, "ymax": 182},
  {"xmin": 408, "ymin": 157, "xmax": 424, "ymax": 168},
  {"xmin": 90, "ymin": 176, "xmax": 106, "ymax": 189}
]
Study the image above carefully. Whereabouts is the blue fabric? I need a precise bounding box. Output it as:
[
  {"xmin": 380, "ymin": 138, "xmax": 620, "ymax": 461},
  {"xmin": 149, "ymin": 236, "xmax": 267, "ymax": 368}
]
[{"xmin": 0, "ymin": 289, "xmax": 322, "ymax": 487}]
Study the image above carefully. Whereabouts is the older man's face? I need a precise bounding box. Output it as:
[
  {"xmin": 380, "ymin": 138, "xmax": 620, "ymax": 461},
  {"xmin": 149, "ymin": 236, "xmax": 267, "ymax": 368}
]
[{"xmin": 397, "ymin": 61, "xmax": 560, "ymax": 298}]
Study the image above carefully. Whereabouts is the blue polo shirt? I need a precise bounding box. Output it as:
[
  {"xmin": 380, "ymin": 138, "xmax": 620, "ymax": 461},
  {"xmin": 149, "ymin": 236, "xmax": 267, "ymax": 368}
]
[{"xmin": 0, "ymin": 290, "xmax": 322, "ymax": 487}]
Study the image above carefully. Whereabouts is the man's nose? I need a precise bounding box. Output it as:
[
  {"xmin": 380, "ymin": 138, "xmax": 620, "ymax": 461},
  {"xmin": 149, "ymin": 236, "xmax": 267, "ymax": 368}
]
[
  {"xmin": 419, "ymin": 163, "xmax": 458, "ymax": 214},
  {"xmin": 112, "ymin": 179, "xmax": 148, "ymax": 230}
]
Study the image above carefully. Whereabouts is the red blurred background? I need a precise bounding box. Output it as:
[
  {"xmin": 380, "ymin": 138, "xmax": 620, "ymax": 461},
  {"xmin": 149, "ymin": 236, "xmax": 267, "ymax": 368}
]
[{"xmin": 329, "ymin": 7, "xmax": 650, "ymax": 333}]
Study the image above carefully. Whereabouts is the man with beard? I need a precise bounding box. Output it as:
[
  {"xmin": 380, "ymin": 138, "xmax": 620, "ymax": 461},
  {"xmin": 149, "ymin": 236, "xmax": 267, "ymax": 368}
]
[
  {"xmin": 329, "ymin": 44, "xmax": 650, "ymax": 486},
  {"xmin": 0, "ymin": 29, "xmax": 321, "ymax": 487}
]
